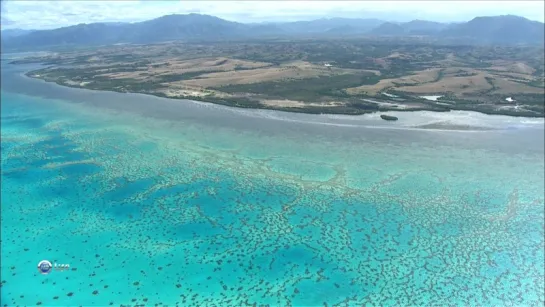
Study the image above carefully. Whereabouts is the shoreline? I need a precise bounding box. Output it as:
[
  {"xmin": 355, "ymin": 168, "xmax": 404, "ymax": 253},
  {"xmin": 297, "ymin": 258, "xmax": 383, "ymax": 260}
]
[
  {"xmin": 19, "ymin": 65, "xmax": 543, "ymax": 119},
  {"xmin": 14, "ymin": 76, "xmax": 545, "ymax": 133},
  {"xmin": 3, "ymin": 65, "xmax": 543, "ymax": 133},
  {"xmin": 21, "ymin": 71, "xmax": 437, "ymax": 116}
]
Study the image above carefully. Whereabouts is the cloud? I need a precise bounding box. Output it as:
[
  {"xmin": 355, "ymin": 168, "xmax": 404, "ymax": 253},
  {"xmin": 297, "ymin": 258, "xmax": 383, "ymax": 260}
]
[{"xmin": 1, "ymin": 1, "xmax": 543, "ymax": 30}]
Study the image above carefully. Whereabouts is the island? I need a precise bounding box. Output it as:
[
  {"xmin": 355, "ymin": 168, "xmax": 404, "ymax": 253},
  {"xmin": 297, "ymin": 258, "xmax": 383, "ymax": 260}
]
[{"xmin": 12, "ymin": 38, "xmax": 545, "ymax": 117}]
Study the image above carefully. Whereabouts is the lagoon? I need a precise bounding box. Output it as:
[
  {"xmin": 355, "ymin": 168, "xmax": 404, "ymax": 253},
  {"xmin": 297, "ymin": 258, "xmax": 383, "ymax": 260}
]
[{"xmin": 1, "ymin": 62, "xmax": 544, "ymax": 306}]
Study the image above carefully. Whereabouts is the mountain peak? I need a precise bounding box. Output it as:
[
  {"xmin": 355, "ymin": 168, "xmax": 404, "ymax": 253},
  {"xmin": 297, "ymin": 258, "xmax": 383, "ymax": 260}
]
[
  {"xmin": 470, "ymin": 14, "xmax": 533, "ymax": 23},
  {"xmin": 2, "ymin": 13, "xmax": 543, "ymax": 51},
  {"xmin": 445, "ymin": 14, "xmax": 544, "ymax": 44},
  {"xmin": 370, "ymin": 22, "xmax": 405, "ymax": 35}
]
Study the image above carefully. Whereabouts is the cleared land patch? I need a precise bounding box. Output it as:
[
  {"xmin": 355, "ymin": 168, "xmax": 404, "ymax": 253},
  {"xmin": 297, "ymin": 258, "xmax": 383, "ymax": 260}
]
[
  {"xmin": 345, "ymin": 68, "xmax": 443, "ymax": 95},
  {"xmin": 182, "ymin": 61, "xmax": 360, "ymax": 87},
  {"xmin": 395, "ymin": 72, "xmax": 493, "ymax": 95}
]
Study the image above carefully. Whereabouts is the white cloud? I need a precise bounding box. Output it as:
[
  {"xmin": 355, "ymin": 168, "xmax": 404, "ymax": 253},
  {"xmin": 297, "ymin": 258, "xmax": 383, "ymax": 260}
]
[{"xmin": 1, "ymin": 1, "xmax": 543, "ymax": 30}]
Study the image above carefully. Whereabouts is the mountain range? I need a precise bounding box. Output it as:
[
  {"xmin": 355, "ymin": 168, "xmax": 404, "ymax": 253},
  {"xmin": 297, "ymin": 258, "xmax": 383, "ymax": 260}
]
[{"xmin": 2, "ymin": 13, "xmax": 543, "ymax": 51}]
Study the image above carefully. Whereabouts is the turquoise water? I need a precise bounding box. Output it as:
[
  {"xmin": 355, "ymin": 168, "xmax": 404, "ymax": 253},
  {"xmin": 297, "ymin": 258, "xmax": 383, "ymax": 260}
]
[{"xmin": 1, "ymin": 64, "xmax": 544, "ymax": 306}]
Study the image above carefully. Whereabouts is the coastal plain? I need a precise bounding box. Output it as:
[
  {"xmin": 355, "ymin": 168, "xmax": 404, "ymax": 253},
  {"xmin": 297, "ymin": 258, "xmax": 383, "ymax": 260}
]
[{"xmin": 13, "ymin": 38, "xmax": 545, "ymax": 117}]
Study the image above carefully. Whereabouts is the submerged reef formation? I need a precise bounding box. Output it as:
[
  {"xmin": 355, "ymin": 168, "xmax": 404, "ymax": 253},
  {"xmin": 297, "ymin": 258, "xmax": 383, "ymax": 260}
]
[{"xmin": 1, "ymin": 91, "xmax": 544, "ymax": 306}]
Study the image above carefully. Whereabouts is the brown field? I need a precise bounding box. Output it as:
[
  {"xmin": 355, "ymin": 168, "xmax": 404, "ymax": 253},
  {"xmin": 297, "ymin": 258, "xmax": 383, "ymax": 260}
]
[
  {"xmin": 164, "ymin": 57, "xmax": 271, "ymax": 72},
  {"xmin": 96, "ymin": 57, "xmax": 273, "ymax": 81},
  {"xmin": 396, "ymin": 72, "xmax": 493, "ymax": 95},
  {"xmin": 182, "ymin": 61, "xmax": 359, "ymax": 87},
  {"xmin": 396, "ymin": 68, "xmax": 442, "ymax": 83},
  {"xmin": 345, "ymin": 68, "xmax": 442, "ymax": 95},
  {"xmin": 88, "ymin": 57, "xmax": 370, "ymax": 89},
  {"xmin": 488, "ymin": 78, "xmax": 545, "ymax": 95},
  {"xmin": 441, "ymin": 67, "xmax": 477, "ymax": 76},
  {"xmin": 345, "ymin": 65, "xmax": 544, "ymax": 98},
  {"xmin": 486, "ymin": 71, "xmax": 536, "ymax": 81},
  {"xmin": 488, "ymin": 61, "xmax": 536, "ymax": 75}
]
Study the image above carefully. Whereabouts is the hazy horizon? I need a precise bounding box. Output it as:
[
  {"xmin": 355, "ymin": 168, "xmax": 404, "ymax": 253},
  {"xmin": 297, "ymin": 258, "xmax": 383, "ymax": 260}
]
[{"xmin": 1, "ymin": 0, "xmax": 544, "ymax": 30}]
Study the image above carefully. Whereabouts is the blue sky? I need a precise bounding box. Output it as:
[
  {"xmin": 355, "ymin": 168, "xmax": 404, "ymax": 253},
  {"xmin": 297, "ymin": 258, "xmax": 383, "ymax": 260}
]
[{"xmin": 1, "ymin": 1, "xmax": 544, "ymax": 30}]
